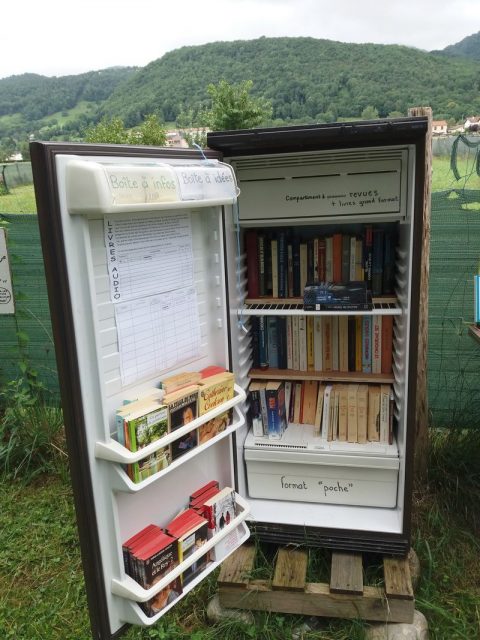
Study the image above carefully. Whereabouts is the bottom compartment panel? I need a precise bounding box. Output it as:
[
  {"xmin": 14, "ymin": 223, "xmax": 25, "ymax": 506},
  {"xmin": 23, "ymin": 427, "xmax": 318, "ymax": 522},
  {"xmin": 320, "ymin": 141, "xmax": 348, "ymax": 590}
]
[{"xmin": 244, "ymin": 444, "xmax": 399, "ymax": 508}]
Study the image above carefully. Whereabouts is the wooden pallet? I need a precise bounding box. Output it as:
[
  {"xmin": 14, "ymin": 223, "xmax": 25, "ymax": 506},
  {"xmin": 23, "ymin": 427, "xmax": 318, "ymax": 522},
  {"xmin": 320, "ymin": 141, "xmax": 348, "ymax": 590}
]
[{"xmin": 217, "ymin": 545, "xmax": 414, "ymax": 624}]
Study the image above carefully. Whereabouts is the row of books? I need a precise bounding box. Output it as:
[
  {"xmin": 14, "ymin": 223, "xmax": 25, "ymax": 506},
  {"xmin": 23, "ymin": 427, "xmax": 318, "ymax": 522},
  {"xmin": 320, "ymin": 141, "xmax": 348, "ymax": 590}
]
[
  {"xmin": 251, "ymin": 314, "xmax": 393, "ymax": 374},
  {"xmin": 115, "ymin": 368, "xmax": 235, "ymax": 483},
  {"xmin": 122, "ymin": 480, "xmax": 236, "ymax": 617},
  {"xmin": 250, "ymin": 380, "xmax": 394, "ymax": 444},
  {"xmin": 245, "ymin": 223, "xmax": 397, "ymax": 299}
]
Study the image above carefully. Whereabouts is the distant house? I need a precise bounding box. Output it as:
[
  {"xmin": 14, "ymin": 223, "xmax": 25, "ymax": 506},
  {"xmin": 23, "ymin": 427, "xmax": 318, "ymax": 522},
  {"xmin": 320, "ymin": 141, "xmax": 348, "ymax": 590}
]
[
  {"xmin": 165, "ymin": 130, "xmax": 189, "ymax": 148},
  {"xmin": 7, "ymin": 152, "xmax": 23, "ymax": 162},
  {"xmin": 432, "ymin": 120, "xmax": 448, "ymax": 135},
  {"xmin": 464, "ymin": 116, "xmax": 480, "ymax": 132}
]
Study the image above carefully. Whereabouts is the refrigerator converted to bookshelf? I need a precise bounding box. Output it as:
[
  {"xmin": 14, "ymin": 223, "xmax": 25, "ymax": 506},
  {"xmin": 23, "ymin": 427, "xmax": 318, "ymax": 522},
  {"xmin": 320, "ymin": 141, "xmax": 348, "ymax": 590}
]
[{"xmin": 30, "ymin": 116, "xmax": 428, "ymax": 639}]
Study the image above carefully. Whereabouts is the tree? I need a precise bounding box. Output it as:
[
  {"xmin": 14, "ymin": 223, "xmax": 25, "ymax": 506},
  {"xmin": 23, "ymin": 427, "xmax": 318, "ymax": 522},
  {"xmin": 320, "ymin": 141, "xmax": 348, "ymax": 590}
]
[
  {"xmin": 84, "ymin": 114, "xmax": 167, "ymax": 146},
  {"xmin": 361, "ymin": 106, "xmax": 380, "ymax": 120},
  {"xmin": 130, "ymin": 114, "xmax": 167, "ymax": 146},
  {"xmin": 203, "ymin": 80, "xmax": 272, "ymax": 131},
  {"xmin": 84, "ymin": 116, "xmax": 129, "ymax": 144}
]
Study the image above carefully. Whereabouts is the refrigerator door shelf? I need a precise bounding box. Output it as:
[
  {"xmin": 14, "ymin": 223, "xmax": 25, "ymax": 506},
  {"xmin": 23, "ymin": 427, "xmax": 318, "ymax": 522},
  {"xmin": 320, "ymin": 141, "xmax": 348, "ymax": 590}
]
[
  {"xmin": 96, "ymin": 384, "xmax": 246, "ymax": 465},
  {"xmin": 105, "ymin": 405, "xmax": 246, "ymax": 493},
  {"xmin": 111, "ymin": 494, "xmax": 250, "ymax": 605}
]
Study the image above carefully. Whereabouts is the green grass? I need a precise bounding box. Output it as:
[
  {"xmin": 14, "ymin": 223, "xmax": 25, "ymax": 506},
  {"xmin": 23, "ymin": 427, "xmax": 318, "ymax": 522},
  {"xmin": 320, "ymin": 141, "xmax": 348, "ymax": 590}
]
[
  {"xmin": 0, "ymin": 428, "xmax": 479, "ymax": 640},
  {"xmin": 0, "ymin": 184, "xmax": 37, "ymax": 214}
]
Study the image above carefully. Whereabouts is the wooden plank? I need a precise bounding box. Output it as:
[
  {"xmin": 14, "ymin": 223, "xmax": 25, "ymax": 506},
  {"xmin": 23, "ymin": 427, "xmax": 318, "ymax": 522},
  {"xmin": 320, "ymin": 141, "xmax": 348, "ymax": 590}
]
[
  {"xmin": 218, "ymin": 581, "xmax": 414, "ymax": 623},
  {"xmin": 217, "ymin": 544, "xmax": 256, "ymax": 588},
  {"xmin": 383, "ymin": 557, "xmax": 414, "ymax": 600},
  {"xmin": 272, "ymin": 548, "xmax": 308, "ymax": 592},
  {"xmin": 330, "ymin": 552, "xmax": 363, "ymax": 595}
]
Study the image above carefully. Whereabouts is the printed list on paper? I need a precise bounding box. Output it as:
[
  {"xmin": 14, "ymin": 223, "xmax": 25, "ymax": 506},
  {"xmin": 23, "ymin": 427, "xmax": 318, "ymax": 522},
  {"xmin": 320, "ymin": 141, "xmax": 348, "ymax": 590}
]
[{"xmin": 104, "ymin": 211, "xmax": 201, "ymax": 385}]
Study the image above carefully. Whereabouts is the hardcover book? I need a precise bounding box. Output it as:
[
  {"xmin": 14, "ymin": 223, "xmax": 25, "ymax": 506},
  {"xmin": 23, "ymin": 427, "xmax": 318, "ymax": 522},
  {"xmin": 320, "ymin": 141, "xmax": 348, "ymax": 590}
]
[
  {"xmin": 164, "ymin": 386, "xmax": 199, "ymax": 461},
  {"xmin": 117, "ymin": 399, "xmax": 170, "ymax": 483},
  {"xmin": 131, "ymin": 531, "xmax": 182, "ymax": 617},
  {"xmin": 198, "ymin": 372, "xmax": 235, "ymax": 445}
]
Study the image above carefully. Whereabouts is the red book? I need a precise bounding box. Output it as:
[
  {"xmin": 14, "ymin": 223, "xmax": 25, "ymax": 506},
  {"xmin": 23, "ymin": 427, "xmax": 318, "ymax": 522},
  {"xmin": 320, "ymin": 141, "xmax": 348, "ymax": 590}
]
[
  {"xmin": 332, "ymin": 233, "xmax": 342, "ymax": 283},
  {"xmin": 200, "ymin": 366, "xmax": 226, "ymax": 378},
  {"xmin": 189, "ymin": 480, "xmax": 220, "ymax": 503},
  {"xmin": 381, "ymin": 315, "xmax": 393, "ymax": 374},
  {"xmin": 245, "ymin": 229, "xmax": 259, "ymax": 298},
  {"xmin": 317, "ymin": 237, "xmax": 326, "ymax": 282}
]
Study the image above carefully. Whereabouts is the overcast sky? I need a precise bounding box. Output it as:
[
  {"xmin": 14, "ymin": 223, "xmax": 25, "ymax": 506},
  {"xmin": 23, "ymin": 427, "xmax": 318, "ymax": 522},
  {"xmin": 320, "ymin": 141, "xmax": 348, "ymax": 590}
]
[{"xmin": 2, "ymin": 0, "xmax": 478, "ymax": 80}]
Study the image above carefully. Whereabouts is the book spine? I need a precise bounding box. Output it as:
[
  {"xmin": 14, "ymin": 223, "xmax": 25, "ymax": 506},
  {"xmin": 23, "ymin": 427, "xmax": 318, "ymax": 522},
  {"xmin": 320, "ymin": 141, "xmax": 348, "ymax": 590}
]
[
  {"xmin": 348, "ymin": 316, "xmax": 356, "ymax": 372},
  {"xmin": 292, "ymin": 236, "xmax": 301, "ymax": 296},
  {"xmin": 371, "ymin": 314, "xmax": 382, "ymax": 374},
  {"xmin": 381, "ymin": 315, "xmax": 393, "ymax": 374},
  {"xmin": 258, "ymin": 316, "xmax": 269, "ymax": 369},
  {"xmin": 266, "ymin": 385, "xmax": 285, "ymax": 439},
  {"xmin": 314, "ymin": 316, "xmax": 323, "ymax": 371},
  {"xmin": 372, "ymin": 228, "xmax": 384, "ymax": 296},
  {"xmin": 325, "ymin": 236, "xmax": 333, "ymax": 282},
  {"xmin": 245, "ymin": 229, "xmax": 259, "ymax": 298},
  {"xmin": 292, "ymin": 315, "xmax": 300, "ymax": 370},
  {"xmin": 250, "ymin": 387, "xmax": 264, "ymax": 437},
  {"xmin": 277, "ymin": 316, "xmax": 288, "ymax": 369},
  {"xmin": 307, "ymin": 316, "xmax": 315, "ymax": 371},
  {"xmin": 278, "ymin": 230, "xmax": 287, "ymax": 298},
  {"xmin": 338, "ymin": 315, "xmax": 349, "ymax": 372},
  {"xmin": 287, "ymin": 242, "xmax": 294, "ymax": 297},
  {"xmin": 362, "ymin": 315, "xmax": 372, "ymax": 374},
  {"xmin": 271, "ymin": 238, "xmax": 278, "ymax": 298},
  {"xmin": 347, "ymin": 384, "xmax": 358, "ymax": 443},
  {"xmin": 300, "ymin": 243, "xmax": 308, "ymax": 293},
  {"xmin": 332, "ymin": 233, "xmax": 342, "ymax": 283},
  {"xmin": 321, "ymin": 385, "xmax": 332, "ymax": 440},
  {"xmin": 250, "ymin": 316, "xmax": 260, "ymax": 368},
  {"xmin": 341, "ymin": 234, "xmax": 350, "ymax": 284},
  {"xmin": 258, "ymin": 234, "xmax": 266, "ymax": 296},
  {"xmin": 355, "ymin": 316, "xmax": 362, "ymax": 372},
  {"xmin": 382, "ymin": 231, "xmax": 396, "ymax": 295},
  {"xmin": 331, "ymin": 316, "xmax": 339, "ymax": 372},
  {"xmin": 298, "ymin": 315, "xmax": 307, "ymax": 372},
  {"xmin": 286, "ymin": 317, "xmax": 294, "ymax": 369},
  {"xmin": 323, "ymin": 316, "xmax": 332, "ymax": 372},
  {"xmin": 318, "ymin": 237, "xmax": 326, "ymax": 282},
  {"xmin": 259, "ymin": 385, "xmax": 269, "ymax": 436},
  {"xmin": 364, "ymin": 225, "xmax": 373, "ymax": 291},
  {"xmin": 267, "ymin": 317, "xmax": 279, "ymax": 368}
]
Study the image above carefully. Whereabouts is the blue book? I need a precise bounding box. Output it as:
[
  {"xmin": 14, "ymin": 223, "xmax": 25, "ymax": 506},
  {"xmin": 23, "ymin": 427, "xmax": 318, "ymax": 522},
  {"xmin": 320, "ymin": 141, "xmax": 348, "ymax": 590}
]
[
  {"xmin": 265, "ymin": 381, "xmax": 286, "ymax": 439},
  {"xmin": 362, "ymin": 315, "xmax": 372, "ymax": 373},
  {"xmin": 277, "ymin": 230, "xmax": 288, "ymax": 298},
  {"xmin": 292, "ymin": 236, "xmax": 301, "ymax": 297},
  {"xmin": 258, "ymin": 316, "xmax": 269, "ymax": 369},
  {"xmin": 267, "ymin": 317, "xmax": 279, "ymax": 368}
]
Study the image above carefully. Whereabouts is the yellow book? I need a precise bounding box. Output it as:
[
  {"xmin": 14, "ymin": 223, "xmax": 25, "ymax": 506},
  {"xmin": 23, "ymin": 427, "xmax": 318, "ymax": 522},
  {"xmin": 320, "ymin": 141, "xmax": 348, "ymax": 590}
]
[
  {"xmin": 357, "ymin": 384, "xmax": 369, "ymax": 444},
  {"xmin": 302, "ymin": 380, "xmax": 318, "ymax": 425},
  {"xmin": 367, "ymin": 385, "xmax": 381, "ymax": 441},
  {"xmin": 337, "ymin": 384, "xmax": 349, "ymax": 442},
  {"xmin": 347, "ymin": 383, "xmax": 359, "ymax": 443}
]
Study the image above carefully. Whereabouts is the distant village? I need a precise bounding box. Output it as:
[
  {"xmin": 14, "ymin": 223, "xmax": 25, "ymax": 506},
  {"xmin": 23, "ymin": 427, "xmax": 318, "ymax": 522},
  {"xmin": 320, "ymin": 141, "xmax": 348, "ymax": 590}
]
[{"xmin": 432, "ymin": 115, "xmax": 480, "ymax": 135}]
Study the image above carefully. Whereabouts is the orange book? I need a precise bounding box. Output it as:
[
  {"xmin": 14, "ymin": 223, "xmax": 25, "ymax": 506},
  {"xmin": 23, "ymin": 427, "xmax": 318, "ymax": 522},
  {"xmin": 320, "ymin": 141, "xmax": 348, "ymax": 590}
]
[{"xmin": 302, "ymin": 380, "xmax": 318, "ymax": 425}]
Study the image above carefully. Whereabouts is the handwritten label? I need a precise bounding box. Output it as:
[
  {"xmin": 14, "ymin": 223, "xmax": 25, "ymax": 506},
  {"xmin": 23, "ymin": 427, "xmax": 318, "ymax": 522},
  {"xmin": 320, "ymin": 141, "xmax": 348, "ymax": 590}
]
[
  {"xmin": 173, "ymin": 165, "xmax": 237, "ymax": 201},
  {"xmin": 0, "ymin": 228, "xmax": 14, "ymax": 314},
  {"xmin": 104, "ymin": 165, "xmax": 179, "ymax": 205},
  {"xmin": 239, "ymin": 168, "xmax": 403, "ymax": 220}
]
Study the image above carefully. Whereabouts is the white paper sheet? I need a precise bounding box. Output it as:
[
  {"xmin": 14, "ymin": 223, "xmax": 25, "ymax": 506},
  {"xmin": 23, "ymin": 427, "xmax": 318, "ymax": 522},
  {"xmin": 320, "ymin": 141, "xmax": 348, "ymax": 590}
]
[
  {"xmin": 115, "ymin": 286, "xmax": 201, "ymax": 386},
  {"xmin": 104, "ymin": 211, "xmax": 193, "ymax": 303}
]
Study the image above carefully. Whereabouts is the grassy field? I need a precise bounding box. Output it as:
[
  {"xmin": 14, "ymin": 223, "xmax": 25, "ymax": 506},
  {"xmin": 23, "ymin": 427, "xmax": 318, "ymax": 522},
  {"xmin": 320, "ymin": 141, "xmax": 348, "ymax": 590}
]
[
  {"xmin": 1, "ymin": 155, "xmax": 479, "ymax": 216},
  {"xmin": 0, "ymin": 430, "xmax": 478, "ymax": 640}
]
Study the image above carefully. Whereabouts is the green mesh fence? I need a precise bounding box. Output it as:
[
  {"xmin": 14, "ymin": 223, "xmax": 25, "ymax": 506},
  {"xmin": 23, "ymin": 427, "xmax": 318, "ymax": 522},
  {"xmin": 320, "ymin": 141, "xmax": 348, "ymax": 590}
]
[
  {"xmin": 1, "ymin": 190, "xmax": 480, "ymax": 427},
  {"xmin": 2, "ymin": 162, "xmax": 33, "ymax": 189},
  {"xmin": 428, "ymin": 189, "xmax": 480, "ymax": 428},
  {"xmin": 0, "ymin": 214, "xmax": 58, "ymax": 394}
]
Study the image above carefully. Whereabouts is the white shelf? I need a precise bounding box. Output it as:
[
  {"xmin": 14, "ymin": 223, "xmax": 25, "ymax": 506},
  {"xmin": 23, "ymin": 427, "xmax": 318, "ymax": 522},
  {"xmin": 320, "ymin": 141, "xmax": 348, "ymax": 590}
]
[
  {"xmin": 95, "ymin": 384, "xmax": 246, "ymax": 465},
  {"xmin": 112, "ymin": 494, "xmax": 250, "ymax": 626},
  {"xmin": 241, "ymin": 298, "xmax": 402, "ymax": 317}
]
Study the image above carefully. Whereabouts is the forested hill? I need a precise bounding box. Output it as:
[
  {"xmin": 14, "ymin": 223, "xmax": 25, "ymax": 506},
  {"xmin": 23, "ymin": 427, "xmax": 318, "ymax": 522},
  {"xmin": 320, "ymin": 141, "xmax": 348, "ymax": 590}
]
[
  {"xmin": 99, "ymin": 37, "xmax": 479, "ymax": 125},
  {"xmin": 1, "ymin": 35, "xmax": 479, "ymax": 146},
  {"xmin": 0, "ymin": 67, "xmax": 136, "ymax": 120},
  {"xmin": 435, "ymin": 31, "xmax": 480, "ymax": 61}
]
